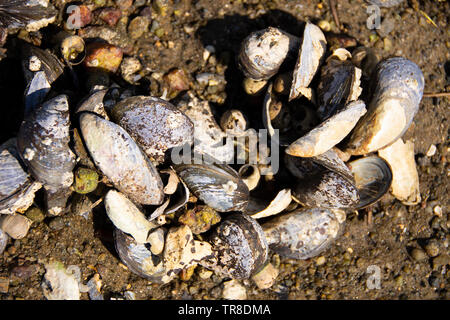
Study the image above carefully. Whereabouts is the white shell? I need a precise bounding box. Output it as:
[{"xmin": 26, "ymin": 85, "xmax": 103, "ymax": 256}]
[
  {"xmin": 289, "ymin": 22, "xmax": 327, "ymax": 101},
  {"xmin": 104, "ymin": 190, "xmax": 158, "ymax": 244},
  {"xmin": 41, "ymin": 261, "xmax": 80, "ymax": 300},
  {"xmin": 79, "ymin": 113, "xmax": 164, "ymax": 205},
  {"xmin": 286, "ymin": 100, "xmax": 367, "ymax": 157}
]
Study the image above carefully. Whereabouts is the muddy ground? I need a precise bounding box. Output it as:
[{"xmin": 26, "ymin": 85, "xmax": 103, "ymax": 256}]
[{"xmin": 0, "ymin": 0, "xmax": 449, "ymax": 300}]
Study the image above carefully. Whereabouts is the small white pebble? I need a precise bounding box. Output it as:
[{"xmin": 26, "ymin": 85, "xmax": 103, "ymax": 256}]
[
  {"xmin": 222, "ymin": 280, "xmax": 247, "ymax": 300},
  {"xmin": 315, "ymin": 256, "xmax": 326, "ymax": 266},
  {"xmin": 29, "ymin": 56, "xmax": 41, "ymax": 71},
  {"xmin": 426, "ymin": 144, "xmax": 437, "ymax": 157},
  {"xmin": 433, "ymin": 205, "xmax": 443, "ymax": 217}
]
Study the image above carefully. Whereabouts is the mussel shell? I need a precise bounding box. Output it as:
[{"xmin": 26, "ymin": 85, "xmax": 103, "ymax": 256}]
[
  {"xmin": 17, "ymin": 95, "xmax": 76, "ymax": 189},
  {"xmin": 24, "ymin": 71, "xmax": 51, "ymax": 115},
  {"xmin": 262, "ymin": 208, "xmax": 341, "ymax": 260},
  {"xmin": 110, "ymin": 96, "xmax": 194, "ymax": 163},
  {"xmin": 79, "ymin": 112, "xmax": 164, "ymax": 205},
  {"xmin": 285, "ymin": 100, "xmax": 366, "ymax": 158},
  {"xmin": 348, "ymin": 156, "xmax": 392, "ymax": 209},
  {"xmin": 293, "ymin": 171, "xmax": 359, "ymax": 209},
  {"xmin": 289, "ymin": 22, "xmax": 327, "ymax": 101},
  {"xmin": 0, "ymin": 146, "xmax": 30, "ymax": 201},
  {"xmin": 0, "ymin": 1, "xmax": 57, "ymax": 30},
  {"xmin": 207, "ymin": 213, "xmax": 268, "ymax": 279},
  {"xmin": 114, "ymin": 228, "xmax": 167, "ymax": 283},
  {"xmin": 0, "ymin": 227, "xmax": 8, "ymax": 255},
  {"xmin": 75, "ymin": 89, "xmax": 109, "ymax": 119},
  {"xmin": 238, "ymin": 27, "xmax": 301, "ymax": 80},
  {"xmin": 174, "ymin": 161, "xmax": 249, "ymax": 212},
  {"xmin": 263, "ymin": 83, "xmax": 319, "ymax": 147},
  {"xmin": 344, "ymin": 57, "xmax": 424, "ymax": 155},
  {"xmin": 316, "ymin": 59, "xmax": 360, "ymax": 120},
  {"xmin": 20, "ymin": 43, "xmax": 64, "ymax": 86}
]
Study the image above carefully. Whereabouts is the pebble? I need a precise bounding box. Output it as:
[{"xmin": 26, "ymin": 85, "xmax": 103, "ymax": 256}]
[
  {"xmin": 11, "ymin": 264, "xmax": 37, "ymax": 280},
  {"xmin": 84, "ymin": 43, "xmax": 123, "ymax": 73},
  {"xmin": 433, "ymin": 206, "xmax": 443, "ymax": 217},
  {"xmin": 120, "ymin": 57, "xmax": 142, "ymax": 83},
  {"xmin": 222, "ymin": 280, "xmax": 247, "ymax": 300},
  {"xmin": 431, "ymin": 254, "xmax": 450, "ymax": 270},
  {"xmin": 128, "ymin": 16, "xmax": 150, "ymax": 40},
  {"xmin": 251, "ymin": 262, "xmax": 279, "ymax": 290},
  {"xmin": 203, "ymin": 45, "xmax": 216, "ymax": 62},
  {"xmin": 48, "ymin": 217, "xmax": 65, "ymax": 231},
  {"xmin": 424, "ymin": 241, "xmax": 440, "ymax": 257},
  {"xmin": 426, "ymin": 144, "xmax": 437, "ymax": 157},
  {"xmin": 25, "ymin": 207, "xmax": 45, "ymax": 223},
  {"xmin": 315, "ymin": 256, "xmax": 326, "ymax": 266},
  {"xmin": 198, "ymin": 267, "xmax": 213, "ymax": 280},
  {"xmin": 163, "ymin": 68, "xmax": 190, "ymax": 99},
  {"xmin": 97, "ymin": 8, "xmax": 122, "ymax": 27},
  {"xmin": 410, "ymin": 248, "xmax": 427, "ymax": 262},
  {"xmin": 0, "ymin": 277, "xmax": 9, "ymax": 293}
]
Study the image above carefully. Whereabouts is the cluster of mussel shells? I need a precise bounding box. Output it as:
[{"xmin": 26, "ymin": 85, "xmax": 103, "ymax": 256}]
[{"xmin": 0, "ymin": 20, "xmax": 424, "ymax": 286}]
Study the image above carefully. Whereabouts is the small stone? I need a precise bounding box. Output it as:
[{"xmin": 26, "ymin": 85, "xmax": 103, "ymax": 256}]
[
  {"xmin": 178, "ymin": 205, "xmax": 221, "ymax": 234},
  {"xmin": 73, "ymin": 167, "xmax": 99, "ymax": 194},
  {"xmin": 0, "ymin": 277, "xmax": 9, "ymax": 293},
  {"xmin": 25, "ymin": 207, "xmax": 45, "ymax": 223},
  {"xmin": 180, "ymin": 265, "xmax": 196, "ymax": 281},
  {"xmin": 424, "ymin": 241, "xmax": 440, "ymax": 257},
  {"xmin": 48, "ymin": 217, "xmax": 65, "ymax": 231},
  {"xmin": 198, "ymin": 267, "xmax": 213, "ymax": 280},
  {"xmin": 128, "ymin": 16, "xmax": 150, "ymax": 40},
  {"xmin": 433, "ymin": 206, "xmax": 443, "ymax": 217},
  {"xmin": 428, "ymin": 274, "xmax": 440, "ymax": 288},
  {"xmin": 147, "ymin": 228, "xmax": 165, "ymax": 255},
  {"xmin": 222, "ymin": 280, "xmax": 247, "ymax": 300},
  {"xmin": 251, "ymin": 262, "xmax": 279, "ymax": 290},
  {"xmin": 318, "ymin": 20, "xmax": 331, "ymax": 32},
  {"xmin": 84, "ymin": 43, "xmax": 123, "ymax": 73},
  {"xmin": 117, "ymin": 0, "xmax": 133, "ymax": 11},
  {"xmin": 243, "ymin": 78, "xmax": 267, "ymax": 96},
  {"xmin": 203, "ymin": 45, "xmax": 216, "ymax": 61},
  {"xmin": 394, "ymin": 275, "xmax": 403, "ymax": 287},
  {"xmin": 426, "ymin": 144, "xmax": 437, "ymax": 157},
  {"xmin": 383, "ymin": 37, "xmax": 393, "ymax": 51},
  {"xmin": 315, "ymin": 256, "xmax": 326, "ymax": 266},
  {"xmin": 410, "ymin": 248, "xmax": 427, "ymax": 262},
  {"xmin": 163, "ymin": 68, "xmax": 190, "ymax": 99},
  {"xmin": 431, "ymin": 254, "xmax": 450, "ymax": 270},
  {"xmin": 120, "ymin": 57, "xmax": 142, "ymax": 83},
  {"xmin": 11, "ymin": 264, "xmax": 37, "ymax": 280},
  {"xmin": 97, "ymin": 8, "xmax": 122, "ymax": 27}
]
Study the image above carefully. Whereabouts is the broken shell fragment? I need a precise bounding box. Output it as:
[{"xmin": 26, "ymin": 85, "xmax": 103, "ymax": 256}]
[
  {"xmin": 204, "ymin": 213, "xmax": 268, "ymax": 279},
  {"xmin": 0, "ymin": 0, "xmax": 57, "ymax": 32},
  {"xmin": 0, "ymin": 140, "xmax": 42, "ymax": 214},
  {"xmin": 262, "ymin": 208, "xmax": 341, "ymax": 260},
  {"xmin": 344, "ymin": 57, "xmax": 424, "ymax": 155},
  {"xmin": 0, "ymin": 214, "xmax": 32, "ymax": 239},
  {"xmin": 79, "ymin": 112, "xmax": 164, "ymax": 205},
  {"xmin": 178, "ymin": 94, "xmax": 233, "ymax": 163},
  {"xmin": 243, "ymin": 78, "xmax": 267, "ymax": 96},
  {"xmin": 238, "ymin": 164, "xmax": 260, "ymax": 191},
  {"xmin": 250, "ymin": 188, "xmax": 292, "ymax": 219},
  {"xmin": 110, "ymin": 96, "xmax": 194, "ymax": 163},
  {"xmin": 238, "ymin": 27, "xmax": 301, "ymax": 80},
  {"xmin": 0, "ymin": 227, "xmax": 8, "ymax": 255},
  {"xmin": 348, "ymin": 155, "xmax": 392, "ymax": 209},
  {"xmin": 286, "ymin": 100, "xmax": 367, "ymax": 157},
  {"xmin": 289, "ymin": 22, "xmax": 327, "ymax": 101},
  {"xmin": 220, "ymin": 109, "xmax": 248, "ymax": 135},
  {"xmin": 378, "ymin": 138, "xmax": 420, "ymax": 205},
  {"xmin": 41, "ymin": 261, "xmax": 81, "ymax": 300},
  {"xmin": 75, "ymin": 89, "xmax": 109, "ymax": 119},
  {"xmin": 163, "ymin": 225, "xmax": 213, "ymax": 281},
  {"xmin": 114, "ymin": 229, "xmax": 167, "ymax": 283},
  {"xmin": 174, "ymin": 161, "xmax": 249, "ymax": 212},
  {"xmin": 104, "ymin": 190, "xmax": 158, "ymax": 244}
]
